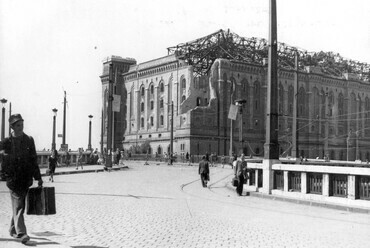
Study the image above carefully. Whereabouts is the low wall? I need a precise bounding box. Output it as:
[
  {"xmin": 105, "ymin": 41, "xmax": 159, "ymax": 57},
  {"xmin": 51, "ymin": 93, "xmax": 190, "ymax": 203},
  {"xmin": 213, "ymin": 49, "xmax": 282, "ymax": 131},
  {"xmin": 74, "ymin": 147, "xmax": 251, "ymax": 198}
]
[
  {"xmin": 246, "ymin": 160, "xmax": 370, "ymax": 209},
  {"xmin": 37, "ymin": 151, "xmax": 91, "ymax": 168}
]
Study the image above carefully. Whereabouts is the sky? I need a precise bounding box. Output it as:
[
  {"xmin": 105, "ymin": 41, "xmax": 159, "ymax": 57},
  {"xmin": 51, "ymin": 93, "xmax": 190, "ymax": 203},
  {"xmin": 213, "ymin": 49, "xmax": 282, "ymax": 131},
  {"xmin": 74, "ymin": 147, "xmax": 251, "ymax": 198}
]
[{"xmin": 0, "ymin": 0, "xmax": 369, "ymax": 151}]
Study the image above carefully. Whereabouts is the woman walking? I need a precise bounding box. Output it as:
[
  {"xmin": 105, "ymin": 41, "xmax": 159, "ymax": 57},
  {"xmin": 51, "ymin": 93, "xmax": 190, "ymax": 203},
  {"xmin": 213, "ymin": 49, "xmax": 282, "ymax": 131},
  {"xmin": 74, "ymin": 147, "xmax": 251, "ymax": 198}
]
[{"xmin": 48, "ymin": 149, "xmax": 58, "ymax": 182}]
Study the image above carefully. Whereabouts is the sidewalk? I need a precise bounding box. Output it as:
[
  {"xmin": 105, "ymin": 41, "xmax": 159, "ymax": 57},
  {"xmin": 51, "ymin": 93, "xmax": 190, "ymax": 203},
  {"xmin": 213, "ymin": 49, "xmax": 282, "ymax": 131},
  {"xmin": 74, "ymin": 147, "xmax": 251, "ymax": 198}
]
[{"xmin": 40, "ymin": 163, "xmax": 128, "ymax": 177}]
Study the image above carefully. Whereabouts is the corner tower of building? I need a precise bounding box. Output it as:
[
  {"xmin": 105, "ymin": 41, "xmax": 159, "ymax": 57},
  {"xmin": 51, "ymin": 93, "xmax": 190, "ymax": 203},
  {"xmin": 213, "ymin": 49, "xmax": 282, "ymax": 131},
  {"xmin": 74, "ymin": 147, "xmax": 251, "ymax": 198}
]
[{"xmin": 100, "ymin": 56, "xmax": 136, "ymax": 152}]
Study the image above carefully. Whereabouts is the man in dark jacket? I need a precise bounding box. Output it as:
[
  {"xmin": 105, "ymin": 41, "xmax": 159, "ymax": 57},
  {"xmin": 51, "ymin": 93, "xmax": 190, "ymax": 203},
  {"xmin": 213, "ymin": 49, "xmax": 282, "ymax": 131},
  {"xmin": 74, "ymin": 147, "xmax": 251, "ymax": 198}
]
[
  {"xmin": 198, "ymin": 155, "xmax": 210, "ymax": 187},
  {"xmin": 234, "ymin": 154, "xmax": 247, "ymax": 196},
  {"xmin": 0, "ymin": 114, "xmax": 43, "ymax": 244}
]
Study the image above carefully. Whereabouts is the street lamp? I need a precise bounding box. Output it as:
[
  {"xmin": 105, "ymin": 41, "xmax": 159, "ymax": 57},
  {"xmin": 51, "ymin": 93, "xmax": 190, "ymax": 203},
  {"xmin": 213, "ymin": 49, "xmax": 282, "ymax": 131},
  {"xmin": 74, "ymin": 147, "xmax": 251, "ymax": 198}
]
[
  {"xmin": 88, "ymin": 115, "xmax": 93, "ymax": 150},
  {"xmin": 51, "ymin": 108, "xmax": 58, "ymax": 150},
  {"xmin": 235, "ymin": 99, "xmax": 247, "ymax": 155},
  {"xmin": 347, "ymin": 129, "xmax": 352, "ymax": 161},
  {"xmin": 1, "ymin": 98, "xmax": 7, "ymax": 140}
]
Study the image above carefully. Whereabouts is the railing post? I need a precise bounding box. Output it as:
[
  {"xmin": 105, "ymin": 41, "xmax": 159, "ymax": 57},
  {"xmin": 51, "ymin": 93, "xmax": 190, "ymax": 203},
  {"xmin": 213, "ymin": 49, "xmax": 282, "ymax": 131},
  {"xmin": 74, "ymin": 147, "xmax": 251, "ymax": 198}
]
[
  {"xmin": 261, "ymin": 159, "xmax": 279, "ymax": 194},
  {"xmin": 301, "ymin": 172, "xmax": 308, "ymax": 194},
  {"xmin": 284, "ymin": 171, "xmax": 289, "ymax": 192},
  {"xmin": 323, "ymin": 173, "xmax": 330, "ymax": 196},
  {"xmin": 348, "ymin": 175, "xmax": 357, "ymax": 200}
]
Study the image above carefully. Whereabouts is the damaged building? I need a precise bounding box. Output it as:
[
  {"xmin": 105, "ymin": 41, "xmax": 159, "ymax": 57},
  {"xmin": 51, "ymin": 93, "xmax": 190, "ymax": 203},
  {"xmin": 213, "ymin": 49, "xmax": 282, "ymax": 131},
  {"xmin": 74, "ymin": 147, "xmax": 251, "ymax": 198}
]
[{"xmin": 100, "ymin": 29, "xmax": 370, "ymax": 160}]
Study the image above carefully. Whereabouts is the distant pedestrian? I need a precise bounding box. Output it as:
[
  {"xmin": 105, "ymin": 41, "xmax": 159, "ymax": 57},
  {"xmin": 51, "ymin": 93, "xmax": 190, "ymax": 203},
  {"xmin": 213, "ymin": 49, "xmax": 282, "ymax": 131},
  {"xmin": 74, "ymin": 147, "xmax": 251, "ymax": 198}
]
[
  {"xmin": 234, "ymin": 154, "xmax": 247, "ymax": 196},
  {"xmin": 198, "ymin": 155, "xmax": 210, "ymax": 188},
  {"xmin": 0, "ymin": 114, "xmax": 43, "ymax": 244},
  {"xmin": 65, "ymin": 150, "xmax": 71, "ymax": 167},
  {"xmin": 114, "ymin": 148, "xmax": 121, "ymax": 165},
  {"xmin": 186, "ymin": 152, "xmax": 190, "ymax": 165},
  {"xmin": 76, "ymin": 149, "xmax": 83, "ymax": 170},
  {"xmin": 221, "ymin": 155, "xmax": 225, "ymax": 168},
  {"xmin": 48, "ymin": 149, "xmax": 58, "ymax": 182}
]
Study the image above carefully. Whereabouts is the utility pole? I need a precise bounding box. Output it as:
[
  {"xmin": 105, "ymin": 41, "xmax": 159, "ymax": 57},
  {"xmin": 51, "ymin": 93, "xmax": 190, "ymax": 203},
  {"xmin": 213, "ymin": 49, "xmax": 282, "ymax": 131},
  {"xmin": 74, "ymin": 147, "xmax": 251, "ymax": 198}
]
[
  {"xmin": 292, "ymin": 52, "xmax": 298, "ymax": 158},
  {"xmin": 8, "ymin": 102, "xmax": 11, "ymax": 137},
  {"xmin": 169, "ymin": 101, "xmax": 174, "ymax": 165},
  {"xmin": 264, "ymin": 0, "xmax": 279, "ymax": 159},
  {"xmin": 1, "ymin": 98, "xmax": 7, "ymax": 140},
  {"xmin": 62, "ymin": 91, "xmax": 67, "ymax": 150},
  {"xmin": 106, "ymin": 63, "xmax": 113, "ymax": 168}
]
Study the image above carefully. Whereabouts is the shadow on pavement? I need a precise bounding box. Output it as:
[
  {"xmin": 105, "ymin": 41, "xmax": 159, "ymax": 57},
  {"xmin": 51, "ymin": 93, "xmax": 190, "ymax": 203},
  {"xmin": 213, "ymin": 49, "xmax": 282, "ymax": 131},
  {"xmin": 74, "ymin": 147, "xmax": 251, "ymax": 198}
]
[
  {"xmin": 0, "ymin": 237, "xmax": 60, "ymax": 246},
  {"xmin": 72, "ymin": 246, "xmax": 108, "ymax": 248}
]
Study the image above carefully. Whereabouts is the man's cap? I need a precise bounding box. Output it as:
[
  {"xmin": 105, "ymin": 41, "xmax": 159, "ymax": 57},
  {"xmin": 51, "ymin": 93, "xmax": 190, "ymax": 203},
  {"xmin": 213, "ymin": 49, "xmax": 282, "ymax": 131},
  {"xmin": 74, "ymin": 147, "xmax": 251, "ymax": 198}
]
[{"xmin": 9, "ymin": 114, "xmax": 24, "ymax": 125}]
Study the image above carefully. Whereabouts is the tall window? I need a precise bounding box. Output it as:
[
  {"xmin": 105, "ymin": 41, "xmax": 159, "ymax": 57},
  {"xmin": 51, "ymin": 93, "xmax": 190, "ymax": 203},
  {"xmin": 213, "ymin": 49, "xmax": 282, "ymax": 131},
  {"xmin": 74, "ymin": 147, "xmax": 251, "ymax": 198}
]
[
  {"xmin": 254, "ymin": 81, "xmax": 260, "ymax": 112},
  {"xmin": 141, "ymin": 102, "xmax": 144, "ymax": 112},
  {"xmin": 181, "ymin": 95, "xmax": 186, "ymax": 103},
  {"xmin": 160, "ymin": 115, "xmax": 164, "ymax": 125},
  {"xmin": 160, "ymin": 82, "xmax": 164, "ymax": 92},
  {"xmin": 181, "ymin": 78, "xmax": 186, "ymax": 89},
  {"xmin": 150, "ymin": 116, "xmax": 154, "ymax": 126},
  {"xmin": 141, "ymin": 117, "xmax": 144, "ymax": 128},
  {"xmin": 150, "ymin": 84, "xmax": 154, "ymax": 94},
  {"xmin": 141, "ymin": 86, "xmax": 145, "ymax": 96},
  {"xmin": 160, "ymin": 99, "xmax": 164, "ymax": 108},
  {"xmin": 150, "ymin": 101, "xmax": 154, "ymax": 110}
]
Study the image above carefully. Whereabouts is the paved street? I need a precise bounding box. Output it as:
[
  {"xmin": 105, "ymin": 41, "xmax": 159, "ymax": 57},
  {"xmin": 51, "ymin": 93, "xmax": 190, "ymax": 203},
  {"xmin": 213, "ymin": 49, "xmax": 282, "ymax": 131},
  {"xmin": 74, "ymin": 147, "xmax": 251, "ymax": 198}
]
[{"xmin": 1, "ymin": 162, "xmax": 370, "ymax": 248}]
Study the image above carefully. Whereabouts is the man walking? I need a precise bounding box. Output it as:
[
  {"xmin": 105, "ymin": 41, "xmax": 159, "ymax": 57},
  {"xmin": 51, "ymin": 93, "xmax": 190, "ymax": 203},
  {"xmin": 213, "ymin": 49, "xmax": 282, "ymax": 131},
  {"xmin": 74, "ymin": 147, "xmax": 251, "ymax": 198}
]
[
  {"xmin": 234, "ymin": 154, "xmax": 247, "ymax": 196},
  {"xmin": 198, "ymin": 155, "xmax": 210, "ymax": 187},
  {"xmin": 0, "ymin": 114, "xmax": 43, "ymax": 244}
]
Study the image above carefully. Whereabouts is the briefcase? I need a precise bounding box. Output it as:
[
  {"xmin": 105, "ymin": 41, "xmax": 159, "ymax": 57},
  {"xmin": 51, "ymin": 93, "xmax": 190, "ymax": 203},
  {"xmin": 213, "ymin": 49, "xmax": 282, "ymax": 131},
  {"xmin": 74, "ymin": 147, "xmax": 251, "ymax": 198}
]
[
  {"xmin": 232, "ymin": 177, "xmax": 238, "ymax": 187},
  {"xmin": 26, "ymin": 187, "xmax": 56, "ymax": 215}
]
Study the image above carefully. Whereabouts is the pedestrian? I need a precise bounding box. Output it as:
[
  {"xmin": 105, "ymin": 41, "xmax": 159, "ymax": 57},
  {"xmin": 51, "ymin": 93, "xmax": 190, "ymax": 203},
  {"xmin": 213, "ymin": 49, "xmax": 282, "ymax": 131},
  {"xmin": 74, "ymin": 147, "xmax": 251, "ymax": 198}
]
[
  {"xmin": 234, "ymin": 154, "xmax": 247, "ymax": 196},
  {"xmin": 76, "ymin": 149, "xmax": 83, "ymax": 170},
  {"xmin": 198, "ymin": 155, "xmax": 210, "ymax": 188},
  {"xmin": 65, "ymin": 150, "xmax": 71, "ymax": 167},
  {"xmin": 0, "ymin": 114, "xmax": 43, "ymax": 244},
  {"xmin": 48, "ymin": 149, "xmax": 58, "ymax": 182},
  {"xmin": 186, "ymin": 152, "xmax": 190, "ymax": 165},
  {"xmin": 221, "ymin": 155, "xmax": 225, "ymax": 168},
  {"xmin": 114, "ymin": 148, "xmax": 121, "ymax": 165}
]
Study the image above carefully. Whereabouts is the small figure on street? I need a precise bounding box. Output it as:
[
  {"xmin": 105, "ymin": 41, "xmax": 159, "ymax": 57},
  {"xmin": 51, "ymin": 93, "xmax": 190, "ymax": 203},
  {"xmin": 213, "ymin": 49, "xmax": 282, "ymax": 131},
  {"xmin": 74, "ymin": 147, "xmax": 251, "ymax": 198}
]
[
  {"xmin": 0, "ymin": 114, "xmax": 43, "ymax": 244},
  {"xmin": 76, "ymin": 149, "xmax": 83, "ymax": 170},
  {"xmin": 186, "ymin": 152, "xmax": 190, "ymax": 166},
  {"xmin": 114, "ymin": 148, "xmax": 121, "ymax": 165},
  {"xmin": 234, "ymin": 154, "xmax": 247, "ymax": 196},
  {"xmin": 65, "ymin": 150, "xmax": 71, "ymax": 167},
  {"xmin": 48, "ymin": 149, "xmax": 58, "ymax": 182},
  {"xmin": 221, "ymin": 155, "xmax": 225, "ymax": 168},
  {"xmin": 198, "ymin": 155, "xmax": 210, "ymax": 188}
]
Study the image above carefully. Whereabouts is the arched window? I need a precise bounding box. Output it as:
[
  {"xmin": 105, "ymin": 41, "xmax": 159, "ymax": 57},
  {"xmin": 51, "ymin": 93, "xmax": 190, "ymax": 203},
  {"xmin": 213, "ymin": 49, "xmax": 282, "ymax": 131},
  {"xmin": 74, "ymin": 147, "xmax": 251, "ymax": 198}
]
[
  {"xmin": 150, "ymin": 100, "xmax": 154, "ymax": 110},
  {"xmin": 157, "ymin": 146, "xmax": 162, "ymax": 155},
  {"xmin": 141, "ymin": 86, "xmax": 145, "ymax": 96},
  {"xmin": 278, "ymin": 83, "xmax": 284, "ymax": 114},
  {"xmin": 288, "ymin": 86, "xmax": 294, "ymax": 115},
  {"xmin": 150, "ymin": 116, "xmax": 154, "ymax": 126},
  {"xmin": 160, "ymin": 115, "xmax": 164, "ymax": 126},
  {"xmin": 150, "ymin": 84, "xmax": 154, "ymax": 94},
  {"xmin": 141, "ymin": 102, "xmax": 144, "ymax": 112},
  {"xmin": 141, "ymin": 117, "xmax": 144, "ymax": 128},
  {"xmin": 196, "ymin": 97, "xmax": 201, "ymax": 106},
  {"xmin": 254, "ymin": 81, "xmax": 260, "ymax": 112},
  {"xmin": 160, "ymin": 99, "xmax": 164, "ymax": 109},
  {"xmin": 181, "ymin": 95, "xmax": 186, "ymax": 103},
  {"xmin": 160, "ymin": 82, "xmax": 164, "ymax": 92},
  {"xmin": 298, "ymin": 87, "xmax": 306, "ymax": 117},
  {"xmin": 181, "ymin": 78, "xmax": 186, "ymax": 89}
]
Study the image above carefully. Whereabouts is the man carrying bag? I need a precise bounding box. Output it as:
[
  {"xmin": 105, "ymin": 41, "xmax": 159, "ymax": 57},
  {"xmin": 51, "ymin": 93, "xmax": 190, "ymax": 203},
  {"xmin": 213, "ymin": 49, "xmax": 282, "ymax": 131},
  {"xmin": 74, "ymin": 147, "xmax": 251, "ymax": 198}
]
[
  {"xmin": 234, "ymin": 154, "xmax": 247, "ymax": 196},
  {"xmin": 0, "ymin": 114, "xmax": 43, "ymax": 244}
]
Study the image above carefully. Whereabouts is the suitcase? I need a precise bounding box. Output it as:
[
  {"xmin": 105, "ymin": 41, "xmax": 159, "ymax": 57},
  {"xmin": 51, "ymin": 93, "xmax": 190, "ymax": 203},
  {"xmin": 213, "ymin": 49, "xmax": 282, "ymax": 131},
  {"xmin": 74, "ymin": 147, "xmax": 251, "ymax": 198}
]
[
  {"xmin": 26, "ymin": 187, "xmax": 56, "ymax": 215},
  {"xmin": 232, "ymin": 177, "xmax": 238, "ymax": 187}
]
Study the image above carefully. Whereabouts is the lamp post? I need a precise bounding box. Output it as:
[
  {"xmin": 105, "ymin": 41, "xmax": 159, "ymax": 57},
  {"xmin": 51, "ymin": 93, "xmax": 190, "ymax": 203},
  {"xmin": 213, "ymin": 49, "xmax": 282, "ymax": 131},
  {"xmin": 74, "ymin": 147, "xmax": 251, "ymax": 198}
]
[
  {"xmin": 51, "ymin": 108, "xmax": 58, "ymax": 150},
  {"xmin": 235, "ymin": 99, "xmax": 246, "ymax": 155},
  {"xmin": 355, "ymin": 130, "xmax": 360, "ymax": 161},
  {"xmin": 347, "ymin": 129, "xmax": 352, "ymax": 161},
  {"xmin": 88, "ymin": 115, "xmax": 93, "ymax": 150},
  {"xmin": 169, "ymin": 101, "xmax": 174, "ymax": 165},
  {"xmin": 1, "ymin": 98, "xmax": 7, "ymax": 140}
]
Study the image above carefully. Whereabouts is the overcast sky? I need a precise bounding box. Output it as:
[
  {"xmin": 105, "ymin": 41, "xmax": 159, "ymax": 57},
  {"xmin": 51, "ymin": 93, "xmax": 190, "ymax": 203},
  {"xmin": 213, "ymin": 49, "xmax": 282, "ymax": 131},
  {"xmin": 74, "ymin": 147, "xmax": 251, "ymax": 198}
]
[{"xmin": 1, "ymin": 0, "xmax": 369, "ymax": 151}]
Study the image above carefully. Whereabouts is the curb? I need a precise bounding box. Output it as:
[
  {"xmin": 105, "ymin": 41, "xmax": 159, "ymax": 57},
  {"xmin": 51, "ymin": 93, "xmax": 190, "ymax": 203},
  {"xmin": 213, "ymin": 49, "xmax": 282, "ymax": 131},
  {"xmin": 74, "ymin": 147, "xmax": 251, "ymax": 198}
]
[
  {"xmin": 41, "ymin": 166, "xmax": 129, "ymax": 177},
  {"xmin": 225, "ymin": 181, "xmax": 370, "ymax": 214}
]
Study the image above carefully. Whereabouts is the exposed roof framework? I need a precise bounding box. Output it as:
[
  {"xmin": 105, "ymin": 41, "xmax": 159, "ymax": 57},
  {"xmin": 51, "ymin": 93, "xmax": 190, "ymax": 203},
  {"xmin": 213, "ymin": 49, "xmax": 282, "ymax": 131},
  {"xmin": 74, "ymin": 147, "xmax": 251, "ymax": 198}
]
[{"xmin": 167, "ymin": 29, "xmax": 370, "ymax": 82}]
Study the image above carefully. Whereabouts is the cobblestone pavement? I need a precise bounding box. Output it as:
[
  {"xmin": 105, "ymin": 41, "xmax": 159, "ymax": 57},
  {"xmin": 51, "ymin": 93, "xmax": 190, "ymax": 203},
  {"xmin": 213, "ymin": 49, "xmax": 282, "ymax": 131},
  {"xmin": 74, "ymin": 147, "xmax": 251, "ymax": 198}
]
[{"xmin": 1, "ymin": 162, "xmax": 370, "ymax": 248}]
